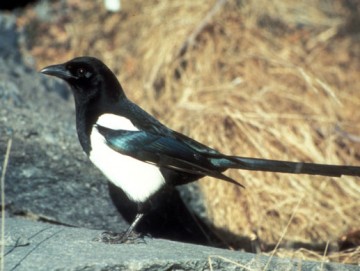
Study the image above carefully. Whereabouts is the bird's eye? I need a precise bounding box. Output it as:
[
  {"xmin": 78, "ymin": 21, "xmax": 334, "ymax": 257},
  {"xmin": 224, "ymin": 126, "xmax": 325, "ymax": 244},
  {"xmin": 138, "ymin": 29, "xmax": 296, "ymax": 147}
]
[
  {"xmin": 76, "ymin": 67, "xmax": 92, "ymax": 78},
  {"xmin": 77, "ymin": 68, "xmax": 85, "ymax": 76}
]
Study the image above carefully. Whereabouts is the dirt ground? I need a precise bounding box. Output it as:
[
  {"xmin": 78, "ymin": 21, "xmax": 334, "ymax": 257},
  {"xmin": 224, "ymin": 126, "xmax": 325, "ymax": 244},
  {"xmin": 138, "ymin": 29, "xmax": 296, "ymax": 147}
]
[{"xmin": 15, "ymin": 0, "xmax": 360, "ymax": 264}]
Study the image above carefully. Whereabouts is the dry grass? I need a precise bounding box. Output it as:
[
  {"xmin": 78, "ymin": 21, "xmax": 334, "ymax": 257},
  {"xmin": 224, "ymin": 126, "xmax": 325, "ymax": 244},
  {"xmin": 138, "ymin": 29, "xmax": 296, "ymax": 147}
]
[
  {"xmin": 1, "ymin": 139, "xmax": 12, "ymax": 271},
  {"xmin": 18, "ymin": 0, "xmax": 360, "ymax": 264}
]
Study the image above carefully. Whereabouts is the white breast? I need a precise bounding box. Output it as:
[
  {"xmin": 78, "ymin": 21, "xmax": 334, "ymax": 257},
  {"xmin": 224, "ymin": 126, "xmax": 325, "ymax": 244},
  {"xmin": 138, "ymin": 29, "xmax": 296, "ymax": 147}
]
[{"xmin": 89, "ymin": 114, "xmax": 166, "ymax": 202}]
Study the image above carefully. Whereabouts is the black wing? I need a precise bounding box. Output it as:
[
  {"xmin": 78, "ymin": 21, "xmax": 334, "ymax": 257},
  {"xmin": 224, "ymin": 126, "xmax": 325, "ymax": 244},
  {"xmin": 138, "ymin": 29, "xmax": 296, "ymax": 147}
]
[{"xmin": 96, "ymin": 125, "xmax": 244, "ymax": 187}]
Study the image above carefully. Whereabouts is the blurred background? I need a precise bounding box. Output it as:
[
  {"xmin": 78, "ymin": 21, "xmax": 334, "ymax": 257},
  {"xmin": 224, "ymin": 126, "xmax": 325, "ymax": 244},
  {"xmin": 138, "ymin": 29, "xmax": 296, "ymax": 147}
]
[{"xmin": 4, "ymin": 0, "xmax": 360, "ymax": 264}]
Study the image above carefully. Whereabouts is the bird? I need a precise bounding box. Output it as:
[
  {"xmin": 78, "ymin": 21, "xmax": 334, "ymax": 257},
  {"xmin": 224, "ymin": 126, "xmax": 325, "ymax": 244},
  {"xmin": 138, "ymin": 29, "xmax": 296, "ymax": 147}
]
[{"xmin": 40, "ymin": 56, "xmax": 360, "ymax": 243}]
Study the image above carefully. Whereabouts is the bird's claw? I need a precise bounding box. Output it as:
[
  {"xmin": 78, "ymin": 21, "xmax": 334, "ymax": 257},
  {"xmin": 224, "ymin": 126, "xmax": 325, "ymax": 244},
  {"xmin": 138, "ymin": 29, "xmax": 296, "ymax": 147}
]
[{"xmin": 93, "ymin": 231, "xmax": 147, "ymax": 244}]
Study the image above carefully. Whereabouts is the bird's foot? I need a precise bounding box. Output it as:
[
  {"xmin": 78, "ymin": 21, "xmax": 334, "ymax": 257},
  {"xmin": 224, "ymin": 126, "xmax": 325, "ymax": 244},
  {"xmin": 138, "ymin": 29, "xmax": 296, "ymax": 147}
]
[{"xmin": 93, "ymin": 231, "xmax": 147, "ymax": 244}]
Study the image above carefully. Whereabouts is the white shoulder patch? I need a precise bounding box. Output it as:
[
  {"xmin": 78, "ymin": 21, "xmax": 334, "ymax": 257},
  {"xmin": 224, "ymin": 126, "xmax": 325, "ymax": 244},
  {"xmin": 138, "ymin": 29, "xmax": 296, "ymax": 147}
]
[{"xmin": 96, "ymin": 113, "xmax": 139, "ymax": 131}]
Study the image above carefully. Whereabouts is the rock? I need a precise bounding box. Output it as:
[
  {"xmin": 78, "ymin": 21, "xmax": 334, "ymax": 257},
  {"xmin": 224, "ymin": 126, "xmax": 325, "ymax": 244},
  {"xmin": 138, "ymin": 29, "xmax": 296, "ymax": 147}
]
[
  {"xmin": 5, "ymin": 217, "xmax": 359, "ymax": 271},
  {"xmin": 0, "ymin": 15, "xmax": 21, "ymax": 60},
  {"xmin": 0, "ymin": 12, "xmax": 127, "ymax": 232}
]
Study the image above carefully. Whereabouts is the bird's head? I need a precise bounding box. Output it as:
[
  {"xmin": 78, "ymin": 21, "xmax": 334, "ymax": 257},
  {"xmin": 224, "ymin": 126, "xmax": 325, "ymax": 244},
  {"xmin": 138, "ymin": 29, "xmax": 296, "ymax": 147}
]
[{"xmin": 40, "ymin": 56, "xmax": 124, "ymax": 105}]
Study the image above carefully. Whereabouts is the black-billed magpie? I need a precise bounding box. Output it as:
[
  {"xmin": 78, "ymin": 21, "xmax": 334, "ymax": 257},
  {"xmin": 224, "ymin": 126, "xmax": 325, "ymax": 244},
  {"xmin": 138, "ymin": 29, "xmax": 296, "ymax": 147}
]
[{"xmin": 40, "ymin": 56, "xmax": 360, "ymax": 243}]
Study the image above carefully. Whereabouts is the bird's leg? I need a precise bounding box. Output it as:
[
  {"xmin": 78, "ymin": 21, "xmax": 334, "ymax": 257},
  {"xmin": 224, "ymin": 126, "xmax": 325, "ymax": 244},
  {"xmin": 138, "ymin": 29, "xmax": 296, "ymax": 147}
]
[
  {"xmin": 94, "ymin": 213, "xmax": 145, "ymax": 244},
  {"xmin": 121, "ymin": 212, "xmax": 144, "ymax": 241}
]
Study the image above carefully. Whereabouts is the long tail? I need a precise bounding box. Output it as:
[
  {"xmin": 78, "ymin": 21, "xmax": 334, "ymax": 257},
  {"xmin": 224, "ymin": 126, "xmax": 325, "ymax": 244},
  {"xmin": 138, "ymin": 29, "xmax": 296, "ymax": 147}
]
[{"xmin": 218, "ymin": 156, "xmax": 360, "ymax": 177}]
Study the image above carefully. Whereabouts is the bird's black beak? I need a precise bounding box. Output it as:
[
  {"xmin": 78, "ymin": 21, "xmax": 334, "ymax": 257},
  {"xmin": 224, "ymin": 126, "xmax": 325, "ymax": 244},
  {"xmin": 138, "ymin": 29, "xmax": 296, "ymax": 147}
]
[{"xmin": 40, "ymin": 64, "xmax": 76, "ymax": 80}]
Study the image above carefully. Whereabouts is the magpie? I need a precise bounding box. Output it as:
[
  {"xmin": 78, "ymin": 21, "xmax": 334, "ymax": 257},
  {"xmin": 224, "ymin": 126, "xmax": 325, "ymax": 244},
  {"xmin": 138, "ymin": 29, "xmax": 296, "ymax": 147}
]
[{"xmin": 40, "ymin": 56, "xmax": 360, "ymax": 243}]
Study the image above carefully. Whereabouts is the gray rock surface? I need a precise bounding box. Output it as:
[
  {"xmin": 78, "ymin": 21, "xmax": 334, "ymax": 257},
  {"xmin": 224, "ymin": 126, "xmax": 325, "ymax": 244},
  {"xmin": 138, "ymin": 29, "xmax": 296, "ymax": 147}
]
[
  {"xmin": 5, "ymin": 217, "xmax": 358, "ymax": 271},
  {"xmin": 0, "ymin": 13, "xmax": 127, "ymax": 231}
]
